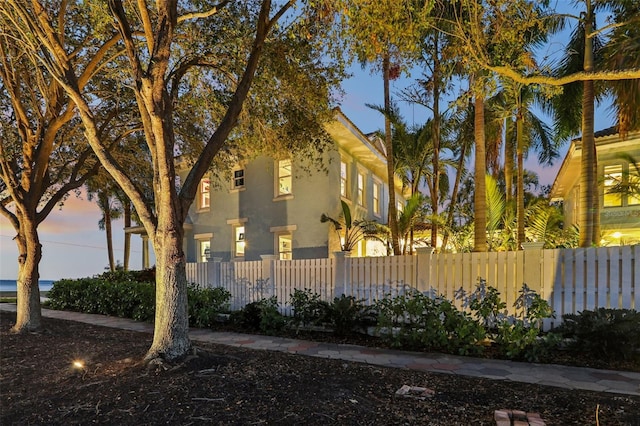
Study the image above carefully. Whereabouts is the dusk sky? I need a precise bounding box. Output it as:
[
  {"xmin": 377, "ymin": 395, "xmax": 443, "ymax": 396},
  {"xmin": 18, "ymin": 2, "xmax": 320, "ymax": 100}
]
[{"xmin": 0, "ymin": 4, "xmax": 617, "ymax": 281}]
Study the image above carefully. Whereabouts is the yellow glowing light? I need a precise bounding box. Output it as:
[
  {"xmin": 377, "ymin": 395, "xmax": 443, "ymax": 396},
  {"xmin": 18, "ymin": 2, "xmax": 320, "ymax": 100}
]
[
  {"xmin": 612, "ymin": 232, "xmax": 622, "ymax": 239},
  {"xmin": 72, "ymin": 360, "xmax": 85, "ymax": 369}
]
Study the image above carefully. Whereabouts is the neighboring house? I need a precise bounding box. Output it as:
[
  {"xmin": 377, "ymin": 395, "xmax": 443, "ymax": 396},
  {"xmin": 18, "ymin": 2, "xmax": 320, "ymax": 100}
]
[
  {"xmin": 550, "ymin": 127, "xmax": 640, "ymax": 246},
  {"xmin": 181, "ymin": 109, "xmax": 408, "ymax": 262}
]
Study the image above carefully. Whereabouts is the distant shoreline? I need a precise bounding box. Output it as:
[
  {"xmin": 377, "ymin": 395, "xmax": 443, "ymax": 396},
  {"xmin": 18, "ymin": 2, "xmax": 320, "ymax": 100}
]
[{"xmin": 0, "ymin": 291, "xmax": 49, "ymax": 298}]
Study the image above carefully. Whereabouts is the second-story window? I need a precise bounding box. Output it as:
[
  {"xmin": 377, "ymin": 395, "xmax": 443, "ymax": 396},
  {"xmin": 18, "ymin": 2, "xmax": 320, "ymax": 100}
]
[
  {"xmin": 340, "ymin": 161, "xmax": 348, "ymax": 197},
  {"xmin": 277, "ymin": 159, "xmax": 292, "ymax": 196},
  {"xmin": 373, "ymin": 181, "xmax": 381, "ymax": 216},
  {"xmin": 233, "ymin": 169, "xmax": 245, "ymax": 189},
  {"xmin": 357, "ymin": 172, "xmax": 365, "ymax": 206},
  {"xmin": 199, "ymin": 178, "xmax": 210, "ymax": 210},
  {"xmin": 631, "ymin": 163, "xmax": 640, "ymax": 205},
  {"xmin": 604, "ymin": 165, "xmax": 623, "ymax": 207}
]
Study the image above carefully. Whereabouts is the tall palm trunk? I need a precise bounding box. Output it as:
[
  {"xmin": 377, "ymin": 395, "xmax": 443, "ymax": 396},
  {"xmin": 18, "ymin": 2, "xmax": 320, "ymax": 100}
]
[
  {"xmin": 473, "ymin": 85, "xmax": 488, "ymax": 252},
  {"xmin": 12, "ymin": 212, "xmax": 43, "ymax": 333},
  {"xmin": 123, "ymin": 199, "xmax": 131, "ymax": 271},
  {"xmin": 516, "ymin": 105, "xmax": 526, "ymax": 248},
  {"xmin": 383, "ymin": 53, "xmax": 401, "ymax": 255},
  {"xmin": 442, "ymin": 139, "xmax": 468, "ymax": 250},
  {"xmin": 579, "ymin": 0, "xmax": 598, "ymax": 247},
  {"xmin": 504, "ymin": 118, "xmax": 515, "ymax": 205},
  {"xmin": 430, "ymin": 37, "xmax": 441, "ymax": 250},
  {"xmin": 99, "ymin": 193, "xmax": 116, "ymax": 271}
]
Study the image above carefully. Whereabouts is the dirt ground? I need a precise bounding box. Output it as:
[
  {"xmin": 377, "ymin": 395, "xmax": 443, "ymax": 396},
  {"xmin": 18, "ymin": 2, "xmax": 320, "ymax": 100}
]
[{"xmin": 1, "ymin": 311, "xmax": 639, "ymax": 425}]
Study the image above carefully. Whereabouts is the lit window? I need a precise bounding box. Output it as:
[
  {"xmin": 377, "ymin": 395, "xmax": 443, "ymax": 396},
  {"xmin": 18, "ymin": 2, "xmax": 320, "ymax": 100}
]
[
  {"xmin": 630, "ymin": 163, "xmax": 640, "ymax": 205},
  {"xmin": 233, "ymin": 169, "xmax": 245, "ymax": 189},
  {"xmin": 357, "ymin": 172, "xmax": 365, "ymax": 206},
  {"xmin": 603, "ymin": 165, "xmax": 622, "ymax": 207},
  {"xmin": 278, "ymin": 233, "xmax": 292, "ymax": 260},
  {"xmin": 373, "ymin": 181, "xmax": 381, "ymax": 216},
  {"xmin": 340, "ymin": 161, "xmax": 348, "ymax": 197},
  {"xmin": 200, "ymin": 179, "xmax": 210, "ymax": 209},
  {"xmin": 277, "ymin": 159, "xmax": 292, "ymax": 196},
  {"xmin": 200, "ymin": 240, "xmax": 210, "ymax": 262},
  {"xmin": 234, "ymin": 226, "xmax": 245, "ymax": 257}
]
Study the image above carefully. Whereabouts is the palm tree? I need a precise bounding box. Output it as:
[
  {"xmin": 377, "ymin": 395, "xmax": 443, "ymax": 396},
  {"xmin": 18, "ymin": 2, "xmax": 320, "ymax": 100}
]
[{"xmin": 551, "ymin": 0, "xmax": 604, "ymax": 247}]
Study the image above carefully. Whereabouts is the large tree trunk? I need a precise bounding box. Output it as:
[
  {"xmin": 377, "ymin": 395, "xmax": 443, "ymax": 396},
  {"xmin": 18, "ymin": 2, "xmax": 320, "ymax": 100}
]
[
  {"xmin": 579, "ymin": 0, "xmax": 598, "ymax": 247},
  {"xmin": 473, "ymin": 90, "xmax": 488, "ymax": 252},
  {"xmin": 12, "ymin": 215, "xmax": 43, "ymax": 333},
  {"xmin": 383, "ymin": 53, "xmax": 401, "ymax": 255},
  {"xmin": 144, "ymin": 220, "xmax": 190, "ymax": 362}
]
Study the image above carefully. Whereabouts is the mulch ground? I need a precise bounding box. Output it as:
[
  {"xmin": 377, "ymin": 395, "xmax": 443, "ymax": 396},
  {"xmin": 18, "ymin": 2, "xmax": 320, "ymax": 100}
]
[{"xmin": 1, "ymin": 311, "xmax": 639, "ymax": 425}]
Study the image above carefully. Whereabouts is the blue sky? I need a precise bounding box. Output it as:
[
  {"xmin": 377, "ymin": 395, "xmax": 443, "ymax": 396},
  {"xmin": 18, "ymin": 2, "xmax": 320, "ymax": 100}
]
[{"xmin": 0, "ymin": 2, "xmax": 618, "ymax": 280}]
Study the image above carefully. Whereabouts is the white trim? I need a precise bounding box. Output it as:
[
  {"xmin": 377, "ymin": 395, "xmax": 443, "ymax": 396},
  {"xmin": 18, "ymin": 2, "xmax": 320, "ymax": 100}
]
[
  {"xmin": 226, "ymin": 218, "xmax": 248, "ymax": 225},
  {"xmin": 194, "ymin": 233, "xmax": 214, "ymax": 239},
  {"xmin": 270, "ymin": 225, "xmax": 297, "ymax": 233}
]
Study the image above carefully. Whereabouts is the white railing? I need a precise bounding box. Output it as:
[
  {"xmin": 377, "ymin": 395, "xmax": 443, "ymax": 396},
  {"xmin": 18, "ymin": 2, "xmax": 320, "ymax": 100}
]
[{"xmin": 185, "ymin": 245, "xmax": 639, "ymax": 329}]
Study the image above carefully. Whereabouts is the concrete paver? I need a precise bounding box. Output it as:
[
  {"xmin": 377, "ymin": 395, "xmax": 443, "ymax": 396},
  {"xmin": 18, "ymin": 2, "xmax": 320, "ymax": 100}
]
[{"xmin": 2, "ymin": 303, "xmax": 639, "ymax": 396}]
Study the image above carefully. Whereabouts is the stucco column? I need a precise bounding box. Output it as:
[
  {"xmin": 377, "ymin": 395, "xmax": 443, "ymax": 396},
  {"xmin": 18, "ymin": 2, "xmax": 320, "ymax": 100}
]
[
  {"xmin": 333, "ymin": 251, "xmax": 351, "ymax": 298},
  {"xmin": 260, "ymin": 255, "xmax": 278, "ymax": 299},
  {"xmin": 207, "ymin": 257, "xmax": 222, "ymax": 288}
]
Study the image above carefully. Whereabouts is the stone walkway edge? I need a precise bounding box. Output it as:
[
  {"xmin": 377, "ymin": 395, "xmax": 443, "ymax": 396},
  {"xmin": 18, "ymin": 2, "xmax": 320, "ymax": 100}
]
[{"xmin": 2, "ymin": 303, "xmax": 639, "ymax": 397}]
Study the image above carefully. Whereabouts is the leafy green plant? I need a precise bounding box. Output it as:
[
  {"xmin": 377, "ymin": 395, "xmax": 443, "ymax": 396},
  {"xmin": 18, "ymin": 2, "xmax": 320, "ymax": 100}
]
[
  {"xmin": 327, "ymin": 295, "xmax": 368, "ymax": 336},
  {"xmin": 187, "ymin": 285, "xmax": 232, "ymax": 328},
  {"xmin": 457, "ymin": 278, "xmax": 507, "ymax": 329},
  {"xmin": 557, "ymin": 308, "xmax": 640, "ymax": 361},
  {"xmin": 231, "ymin": 297, "xmax": 285, "ymax": 333},
  {"xmin": 289, "ymin": 288, "xmax": 330, "ymax": 329},
  {"xmin": 374, "ymin": 289, "xmax": 485, "ymax": 355}
]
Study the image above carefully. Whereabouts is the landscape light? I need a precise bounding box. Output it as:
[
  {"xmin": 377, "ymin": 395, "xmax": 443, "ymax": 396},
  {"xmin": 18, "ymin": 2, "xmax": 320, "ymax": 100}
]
[{"xmin": 72, "ymin": 360, "xmax": 85, "ymax": 370}]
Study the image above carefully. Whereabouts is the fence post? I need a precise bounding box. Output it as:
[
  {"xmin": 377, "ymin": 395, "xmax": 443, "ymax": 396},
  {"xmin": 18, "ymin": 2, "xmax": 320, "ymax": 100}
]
[
  {"xmin": 415, "ymin": 247, "xmax": 434, "ymax": 293},
  {"xmin": 207, "ymin": 257, "xmax": 222, "ymax": 288},
  {"xmin": 522, "ymin": 244, "xmax": 543, "ymax": 295},
  {"xmin": 333, "ymin": 251, "xmax": 351, "ymax": 297},
  {"xmin": 260, "ymin": 255, "xmax": 278, "ymax": 298}
]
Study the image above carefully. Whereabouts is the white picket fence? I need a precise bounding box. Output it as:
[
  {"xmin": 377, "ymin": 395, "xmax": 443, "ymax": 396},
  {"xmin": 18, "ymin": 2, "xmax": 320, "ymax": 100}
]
[{"xmin": 186, "ymin": 245, "xmax": 639, "ymax": 329}]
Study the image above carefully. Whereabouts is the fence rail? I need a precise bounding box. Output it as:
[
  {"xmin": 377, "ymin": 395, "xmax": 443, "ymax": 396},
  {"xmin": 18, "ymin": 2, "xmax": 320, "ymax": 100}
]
[{"xmin": 186, "ymin": 246, "xmax": 639, "ymax": 329}]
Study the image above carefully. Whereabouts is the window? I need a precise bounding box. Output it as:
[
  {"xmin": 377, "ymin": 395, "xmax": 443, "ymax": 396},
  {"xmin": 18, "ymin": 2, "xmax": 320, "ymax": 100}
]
[
  {"xmin": 234, "ymin": 225, "xmax": 245, "ymax": 258},
  {"xmin": 340, "ymin": 161, "xmax": 348, "ymax": 197},
  {"xmin": 278, "ymin": 233, "xmax": 293, "ymax": 260},
  {"xmin": 603, "ymin": 165, "xmax": 623, "ymax": 207},
  {"xmin": 373, "ymin": 181, "xmax": 381, "ymax": 216},
  {"xmin": 194, "ymin": 233, "xmax": 213, "ymax": 262},
  {"xmin": 397, "ymin": 199, "xmax": 404, "ymax": 218},
  {"xmin": 357, "ymin": 172, "xmax": 365, "ymax": 206},
  {"xmin": 199, "ymin": 178, "xmax": 210, "ymax": 210},
  {"xmin": 630, "ymin": 163, "xmax": 640, "ymax": 205},
  {"xmin": 277, "ymin": 159, "xmax": 292, "ymax": 196},
  {"xmin": 233, "ymin": 169, "xmax": 245, "ymax": 189}
]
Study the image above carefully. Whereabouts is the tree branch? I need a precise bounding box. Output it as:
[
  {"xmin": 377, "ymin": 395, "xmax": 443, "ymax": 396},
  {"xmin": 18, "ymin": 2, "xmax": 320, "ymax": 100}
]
[{"xmin": 177, "ymin": 0, "xmax": 230, "ymax": 23}]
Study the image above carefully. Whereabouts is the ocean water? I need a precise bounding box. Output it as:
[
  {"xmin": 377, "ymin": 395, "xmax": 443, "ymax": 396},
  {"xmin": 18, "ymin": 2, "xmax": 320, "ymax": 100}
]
[{"xmin": 0, "ymin": 279, "xmax": 55, "ymax": 292}]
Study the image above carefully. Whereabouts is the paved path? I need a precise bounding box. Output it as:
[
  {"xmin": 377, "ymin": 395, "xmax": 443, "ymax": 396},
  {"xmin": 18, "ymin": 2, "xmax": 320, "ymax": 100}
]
[{"xmin": 2, "ymin": 303, "xmax": 639, "ymax": 396}]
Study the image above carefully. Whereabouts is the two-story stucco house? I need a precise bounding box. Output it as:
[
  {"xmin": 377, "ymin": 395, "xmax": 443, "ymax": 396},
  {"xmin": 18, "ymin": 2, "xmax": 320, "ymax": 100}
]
[
  {"xmin": 181, "ymin": 109, "xmax": 407, "ymax": 262},
  {"xmin": 550, "ymin": 127, "xmax": 640, "ymax": 246}
]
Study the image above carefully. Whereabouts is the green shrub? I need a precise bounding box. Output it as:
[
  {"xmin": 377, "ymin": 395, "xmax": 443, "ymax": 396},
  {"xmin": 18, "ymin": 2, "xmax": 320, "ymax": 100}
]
[
  {"xmin": 231, "ymin": 297, "xmax": 285, "ymax": 333},
  {"xmin": 374, "ymin": 289, "xmax": 485, "ymax": 355},
  {"xmin": 457, "ymin": 278, "xmax": 507, "ymax": 329},
  {"xmin": 289, "ymin": 289, "xmax": 330, "ymax": 329},
  {"xmin": 327, "ymin": 295, "xmax": 371, "ymax": 337},
  {"xmin": 557, "ymin": 308, "xmax": 640, "ymax": 361},
  {"xmin": 187, "ymin": 285, "xmax": 232, "ymax": 328},
  {"xmin": 46, "ymin": 278, "xmax": 156, "ymax": 321}
]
